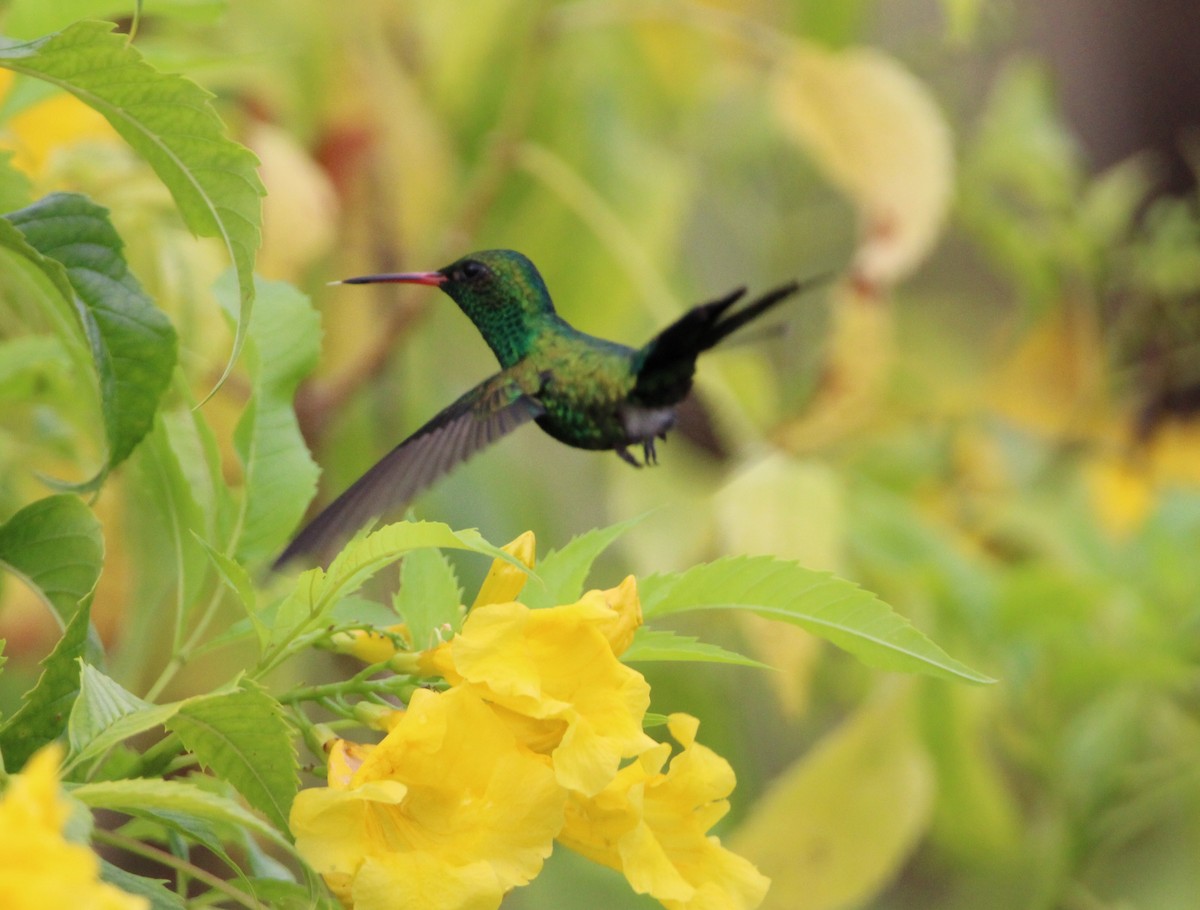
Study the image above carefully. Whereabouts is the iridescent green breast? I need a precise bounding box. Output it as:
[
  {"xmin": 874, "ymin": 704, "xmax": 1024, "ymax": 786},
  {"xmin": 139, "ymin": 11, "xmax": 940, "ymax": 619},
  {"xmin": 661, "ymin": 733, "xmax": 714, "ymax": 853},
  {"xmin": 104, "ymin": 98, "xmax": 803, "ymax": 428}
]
[{"xmin": 527, "ymin": 326, "xmax": 641, "ymax": 450}]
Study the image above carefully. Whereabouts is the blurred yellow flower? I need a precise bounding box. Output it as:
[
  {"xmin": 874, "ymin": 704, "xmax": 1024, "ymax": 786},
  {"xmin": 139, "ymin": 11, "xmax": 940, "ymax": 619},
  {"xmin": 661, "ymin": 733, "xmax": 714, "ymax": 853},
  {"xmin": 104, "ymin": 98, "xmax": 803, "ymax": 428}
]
[
  {"xmin": 429, "ymin": 587, "xmax": 655, "ymax": 797},
  {"xmin": 290, "ymin": 686, "xmax": 565, "ymax": 910},
  {"xmin": 560, "ymin": 713, "xmax": 769, "ymax": 910},
  {"xmin": 0, "ymin": 744, "xmax": 147, "ymax": 910},
  {"xmin": 0, "ymin": 73, "xmax": 119, "ymax": 178}
]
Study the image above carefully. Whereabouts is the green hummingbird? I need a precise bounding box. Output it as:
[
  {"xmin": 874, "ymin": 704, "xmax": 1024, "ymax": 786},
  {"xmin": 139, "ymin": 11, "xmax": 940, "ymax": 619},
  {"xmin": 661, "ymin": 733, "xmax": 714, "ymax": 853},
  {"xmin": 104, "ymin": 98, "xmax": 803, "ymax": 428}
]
[{"xmin": 276, "ymin": 250, "xmax": 824, "ymax": 566}]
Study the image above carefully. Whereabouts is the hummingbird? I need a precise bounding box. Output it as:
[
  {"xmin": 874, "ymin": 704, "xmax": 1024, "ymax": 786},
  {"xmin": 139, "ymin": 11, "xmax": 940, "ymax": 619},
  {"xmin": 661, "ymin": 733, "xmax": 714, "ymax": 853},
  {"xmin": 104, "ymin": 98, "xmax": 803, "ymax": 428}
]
[{"xmin": 275, "ymin": 250, "xmax": 824, "ymax": 567}]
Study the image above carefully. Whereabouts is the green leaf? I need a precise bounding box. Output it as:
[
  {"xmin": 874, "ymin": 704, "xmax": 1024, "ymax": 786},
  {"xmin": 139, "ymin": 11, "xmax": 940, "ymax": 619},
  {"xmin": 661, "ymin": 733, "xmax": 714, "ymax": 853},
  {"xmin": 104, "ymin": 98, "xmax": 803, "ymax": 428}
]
[
  {"xmin": 393, "ymin": 547, "xmax": 463, "ymax": 649},
  {"xmin": 195, "ymin": 533, "xmax": 263, "ymax": 642},
  {"xmin": 0, "ymin": 151, "xmax": 32, "ymax": 211},
  {"xmin": 0, "ymin": 494, "xmax": 103, "ymax": 625},
  {"xmin": 160, "ymin": 407, "xmax": 232, "ymax": 533},
  {"xmin": 99, "ymin": 862, "xmax": 186, "ymax": 910},
  {"xmin": 67, "ymin": 698, "xmax": 183, "ymax": 772},
  {"xmin": 71, "ymin": 776, "xmax": 291, "ymax": 848},
  {"xmin": 238, "ymin": 878, "xmax": 337, "ymax": 910},
  {"xmin": 116, "ymin": 790, "xmax": 236, "ymax": 859},
  {"xmin": 67, "ymin": 662, "xmax": 151, "ymax": 756},
  {"xmin": 0, "ymin": 209, "xmax": 81, "ymax": 325},
  {"xmin": 520, "ymin": 515, "xmax": 643, "ymax": 609},
  {"xmin": 6, "ymin": 192, "xmax": 177, "ymax": 479},
  {"xmin": 138, "ymin": 408, "xmax": 231, "ymax": 621},
  {"xmin": 329, "ymin": 595, "xmax": 406, "ymax": 628},
  {"xmin": 0, "ymin": 602, "xmax": 91, "ymax": 769},
  {"xmin": 0, "ymin": 20, "xmax": 264, "ymax": 393},
  {"xmin": 213, "ymin": 273, "xmax": 320, "ymax": 565},
  {"xmin": 621, "ymin": 628, "xmax": 769, "ymax": 668},
  {"xmin": 640, "ymin": 556, "xmax": 994, "ymax": 685},
  {"xmin": 165, "ymin": 681, "xmax": 298, "ymax": 831},
  {"xmin": 269, "ymin": 520, "xmax": 517, "ymax": 657}
]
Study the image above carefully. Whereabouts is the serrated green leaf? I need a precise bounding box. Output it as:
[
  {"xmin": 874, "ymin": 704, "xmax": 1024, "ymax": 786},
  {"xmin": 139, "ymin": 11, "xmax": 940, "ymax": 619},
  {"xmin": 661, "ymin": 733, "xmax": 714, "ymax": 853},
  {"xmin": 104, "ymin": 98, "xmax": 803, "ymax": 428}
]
[
  {"xmin": 71, "ymin": 776, "xmax": 291, "ymax": 848},
  {"xmin": 521, "ymin": 515, "xmax": 643, "ymax": 609},
  {"xmin": 0, "ymin": 602, "xmax": 90, "ymax": 769},
  {"xmin": 621, "ymin": 628, "xmax": 769, "ymax": 668},
  {"xmin": 213, "ymin": 273, "xmax": 319, "ymax": 566},
  {"xmin": 67, "ymin": 699, "xmax": 184, "ymax": 772},
  {"xmin": 99, "ymin": 862, "xmax": 186, "ymax": 910},
  {"xmin": 165, "ymin": 682, "xmax": 298, "ymax": 831},
  {"xmin": 268, "ymin": 521, "xmax": 517, "ymax": 658},
  {"xmin": 640, "ymin": 556, "xmax": 993, "ymax": 685},
  {"xmin": 67, "ymin": 662, "xmax": 151, "ymax": 756},
  {"xmin": 0, "ymin": 494, "xmax": 103, "ymax": 625},
  {"xmin": 6, "ymin": 192, "xmax": 177, "ymax": 478},
  {"xmin": 0, "ymin": 20, "xmax": 264, "ymax": 393},
  {"xmin": 393, "ymin": 547, "xmax": 463, "ymax": 649}
]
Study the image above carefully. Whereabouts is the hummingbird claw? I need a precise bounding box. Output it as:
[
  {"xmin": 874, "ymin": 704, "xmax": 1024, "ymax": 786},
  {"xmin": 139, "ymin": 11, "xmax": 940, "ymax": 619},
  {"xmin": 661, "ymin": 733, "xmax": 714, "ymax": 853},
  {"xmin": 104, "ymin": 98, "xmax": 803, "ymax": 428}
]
[{"xmin": 616, "ymin": 446, "xmax": 642, "ymax": 468}]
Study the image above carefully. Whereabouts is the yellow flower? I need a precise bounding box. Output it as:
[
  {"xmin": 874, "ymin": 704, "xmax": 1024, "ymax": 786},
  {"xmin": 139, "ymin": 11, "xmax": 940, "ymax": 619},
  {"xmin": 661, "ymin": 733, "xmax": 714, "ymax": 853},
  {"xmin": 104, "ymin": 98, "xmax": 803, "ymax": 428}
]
[
  {"xmin": 330, "ymin": 624, "xmax": 411, "ymax": 664},
  {"xmin": 430, "ymin": 587, "xmax": 655, "ymax": 797},
  {"xmin": 290, "ymin": 686, "xmax": 565, "ymax": 910},
  {"xmin": 592, "ymin": 574, "xmax": 643, "ymax": 656},
  {"xmin": 559, "ymin": 714, "xmax": 770, "ymax": 910},
  {"xmin": 471, "ymin": 530, "xmax": 536, "ymax": 608},
  {"xmin": 337, "ymin": 532, "xmax": 537, "ymax": 671},
  {"xmin": 0, "ymin": 744, "xmax": 148, "ymax": 910}
]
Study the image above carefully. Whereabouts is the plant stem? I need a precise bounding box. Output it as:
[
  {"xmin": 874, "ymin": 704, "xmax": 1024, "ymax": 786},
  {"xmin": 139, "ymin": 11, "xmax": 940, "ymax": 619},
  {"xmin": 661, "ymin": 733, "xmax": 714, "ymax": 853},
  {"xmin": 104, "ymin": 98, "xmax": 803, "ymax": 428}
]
[{"xmin": 95, "ymin": 828, "xmax": 261, "ymax": 910}]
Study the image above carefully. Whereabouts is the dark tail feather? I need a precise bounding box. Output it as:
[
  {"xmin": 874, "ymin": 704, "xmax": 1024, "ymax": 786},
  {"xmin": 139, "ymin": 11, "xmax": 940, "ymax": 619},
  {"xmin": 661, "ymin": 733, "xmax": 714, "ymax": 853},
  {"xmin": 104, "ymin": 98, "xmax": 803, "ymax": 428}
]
[
  {"xmin": 633, "ymin": 272, "xmax": 833, "ymax": 404},
  {"xmin": 704, "ymin": 272, "xmax": 833, "ymax": 350},
  {"xmin": 637, "ymin": 286, "xmax": 748, "ymax": 379}
]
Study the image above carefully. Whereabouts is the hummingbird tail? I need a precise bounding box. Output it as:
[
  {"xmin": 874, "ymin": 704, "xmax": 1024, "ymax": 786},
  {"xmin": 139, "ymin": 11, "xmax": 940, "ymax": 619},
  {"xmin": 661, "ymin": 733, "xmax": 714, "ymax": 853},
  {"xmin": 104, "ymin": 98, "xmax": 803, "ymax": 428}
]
[{"xmin": 632, "ymin": 272, "xmax": 832, "ymax": 406}]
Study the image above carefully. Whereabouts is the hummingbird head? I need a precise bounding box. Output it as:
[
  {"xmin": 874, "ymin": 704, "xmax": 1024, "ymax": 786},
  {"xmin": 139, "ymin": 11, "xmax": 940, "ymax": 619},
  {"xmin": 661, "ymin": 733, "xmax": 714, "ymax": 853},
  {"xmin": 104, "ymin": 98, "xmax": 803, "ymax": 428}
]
[{"xmin": 338, "ymin": 249, "xmax": 556, "ymax": 367}]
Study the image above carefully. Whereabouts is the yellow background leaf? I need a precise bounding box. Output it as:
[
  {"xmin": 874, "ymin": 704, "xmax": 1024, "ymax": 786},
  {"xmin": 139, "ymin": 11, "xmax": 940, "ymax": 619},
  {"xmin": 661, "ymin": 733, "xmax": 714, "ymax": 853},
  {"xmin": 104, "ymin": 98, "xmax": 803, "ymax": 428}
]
[
  {"xmin": 732, "ymin": 687, "xmax": 934, "ymax": 910},
  {"xmin": 773, "ymin": 43, "xmax": 954, "ymax": 285}
]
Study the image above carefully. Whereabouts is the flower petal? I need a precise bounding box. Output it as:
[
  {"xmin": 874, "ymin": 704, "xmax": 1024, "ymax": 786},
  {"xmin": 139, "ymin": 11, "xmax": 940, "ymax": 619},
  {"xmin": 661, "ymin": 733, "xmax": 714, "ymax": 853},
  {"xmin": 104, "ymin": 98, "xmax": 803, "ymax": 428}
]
[{"xmin": 472, "ymin": 530, "xmax": 536, "ymax": 608}]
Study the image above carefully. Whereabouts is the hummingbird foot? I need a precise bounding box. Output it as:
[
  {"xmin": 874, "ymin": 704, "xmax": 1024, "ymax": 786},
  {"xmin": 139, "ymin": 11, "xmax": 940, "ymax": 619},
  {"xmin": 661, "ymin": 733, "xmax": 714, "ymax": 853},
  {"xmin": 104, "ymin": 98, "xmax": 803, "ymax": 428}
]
[
  {"xmin": 616, "ymin": 445, "xmax": 643, "ymax": 468},
  {"xmin": 615, "ymin": 433, "xmax": 666, "ymax": 468},
  {"xmin": 618, "ymin": 405, "xmax": 676, "ymax": 467}
]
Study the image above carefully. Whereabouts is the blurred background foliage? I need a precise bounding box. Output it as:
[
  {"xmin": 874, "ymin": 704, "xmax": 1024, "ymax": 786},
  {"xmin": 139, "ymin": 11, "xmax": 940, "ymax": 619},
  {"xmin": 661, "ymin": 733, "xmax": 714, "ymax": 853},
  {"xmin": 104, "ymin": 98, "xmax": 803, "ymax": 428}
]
[{"xmin": 2, "ymin": 0, "xmax": 1200, "ymax": 908}]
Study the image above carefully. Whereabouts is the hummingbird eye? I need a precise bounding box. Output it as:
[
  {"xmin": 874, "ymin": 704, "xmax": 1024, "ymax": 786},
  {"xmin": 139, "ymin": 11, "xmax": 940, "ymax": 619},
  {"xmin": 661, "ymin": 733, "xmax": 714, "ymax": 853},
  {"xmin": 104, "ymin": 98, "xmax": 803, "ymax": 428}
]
[{"xmin": 457, "ymin": 260, "xmax": 489, "ymax": 282}]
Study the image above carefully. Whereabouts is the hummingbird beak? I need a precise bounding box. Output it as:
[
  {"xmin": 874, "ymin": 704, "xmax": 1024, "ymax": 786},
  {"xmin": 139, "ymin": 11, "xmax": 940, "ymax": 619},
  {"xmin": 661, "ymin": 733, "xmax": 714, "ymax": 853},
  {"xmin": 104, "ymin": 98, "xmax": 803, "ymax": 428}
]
[{"xmin": 333, "ymin": 270, "xmax": 447, "ymax": 286}]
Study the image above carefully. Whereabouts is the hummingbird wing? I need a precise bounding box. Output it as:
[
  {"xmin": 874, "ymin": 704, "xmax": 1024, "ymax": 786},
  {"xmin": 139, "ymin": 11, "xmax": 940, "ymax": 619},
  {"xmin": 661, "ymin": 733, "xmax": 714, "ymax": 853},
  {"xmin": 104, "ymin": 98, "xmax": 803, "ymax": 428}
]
[{"xmin": 274, "ymin": 371, "xmax": 545, "ymax": 568}]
